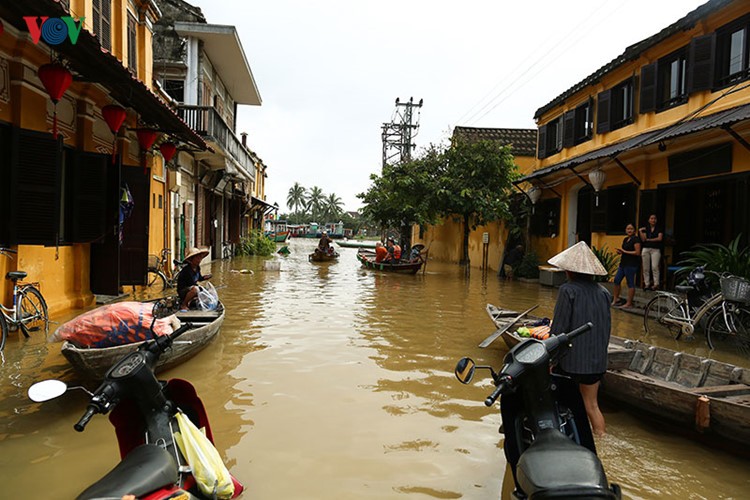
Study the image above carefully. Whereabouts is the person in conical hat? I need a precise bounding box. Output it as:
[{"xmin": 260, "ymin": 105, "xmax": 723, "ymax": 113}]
[
  {"xmin": 547, "ymin": 241, "xmax": 607, "ymax": 276},
  {"xmin": 547, "ymin": 240, "xmax": 611, "ymax": 437},
  {"xmin": 177, "ymin": 247, "xmax": 212, "ymax": 310}
]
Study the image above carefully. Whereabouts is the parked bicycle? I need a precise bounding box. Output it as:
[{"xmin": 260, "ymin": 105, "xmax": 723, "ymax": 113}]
[
  {"xmin": 643, "ymin": 266, "xmax": 750, "ymax": 351},
  {"xmin": 0, "ymin": 248, "xmax": 49, "ymax": 351},
  {"xmin": 145, "ymin": 248, "xmax": 184, "ymax": 294}
]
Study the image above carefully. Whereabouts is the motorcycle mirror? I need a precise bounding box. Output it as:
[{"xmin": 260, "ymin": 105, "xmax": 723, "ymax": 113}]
[
  {"xmin": 455, "ymin": 357, "xmax": 476, "ymax": 384},
  {"xmin": 28, "ymin": 380, "xmax": 68, "ymax": 402}
]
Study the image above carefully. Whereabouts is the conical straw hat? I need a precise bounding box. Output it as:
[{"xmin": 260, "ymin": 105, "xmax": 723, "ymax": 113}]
[{"xmin": 547, "ymin": 241, "xmax": 607, "ymax": 276}]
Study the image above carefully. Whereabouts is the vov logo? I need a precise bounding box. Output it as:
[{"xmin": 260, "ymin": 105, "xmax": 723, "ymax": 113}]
[{"xmin": 23, "ymin": 16, "xmax": 85, "ymax": 45}]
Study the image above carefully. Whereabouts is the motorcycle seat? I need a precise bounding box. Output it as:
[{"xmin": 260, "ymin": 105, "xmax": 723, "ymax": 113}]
[
  {"xmin": 517, "ymin": 429, "xmax": 617, "ymax": 499},
  {"xmin": 76, "ymin": 444, "xmax": 179, "ymax": 500}
]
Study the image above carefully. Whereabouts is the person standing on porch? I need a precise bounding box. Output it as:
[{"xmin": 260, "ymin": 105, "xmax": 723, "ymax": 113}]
[
  {"xmin": 612, "ymin": 224, "xmax": 642, "ymax": 308},
  {"xmin": 639, "ymin": 214, "xmax": 664, "ymax": 290}
]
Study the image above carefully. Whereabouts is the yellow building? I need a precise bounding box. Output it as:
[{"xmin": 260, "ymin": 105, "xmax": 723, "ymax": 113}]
[
  {"xmin": 0, "ymin": 0, "xmax": 206, "ymax": 316},
  {"xmin": 415, "ymin": 126, "xmax": 537, "ymax": 272},
  {"xmin": 518, "ymin": 0, "xmax": 750, "ymax": 282}
]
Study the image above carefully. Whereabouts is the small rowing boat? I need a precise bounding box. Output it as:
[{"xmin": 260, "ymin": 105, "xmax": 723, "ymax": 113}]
[
  {"xmin": 356, "ymin": 249, "xmax": 423, "ymax": 274},
  {"xmin": 309, "ymin": 250, "xmax": 339, "ymax": 262},
  {"xmin": 61, "ymin": 303, "xmax": 225, "ymax": 379}
]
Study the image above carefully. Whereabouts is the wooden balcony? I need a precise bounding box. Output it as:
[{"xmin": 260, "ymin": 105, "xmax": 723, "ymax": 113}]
[{"xmin": 177, "ymin": 105, "xmax": 255, "ymax": 175}]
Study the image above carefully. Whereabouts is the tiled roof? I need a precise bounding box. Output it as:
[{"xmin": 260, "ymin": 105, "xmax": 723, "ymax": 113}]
[
  {"xmin": 518, "ymin": 102, "xmax": 750, "ymax": 184},
  {"xmin": 534, "ymin": 0, "xmax": 732, "ymax": 120},
  {"xmin": 452, "ymin": 126, "xmax": 537, "ymax": 157},
  {"xmin": 0, "ymin": 0, "xmax": 207, "ymax": 150}
]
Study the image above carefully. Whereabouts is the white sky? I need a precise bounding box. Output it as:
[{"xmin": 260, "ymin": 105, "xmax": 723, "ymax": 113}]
[{"xmin": 195, "ymin": 0, "xmax": 708, "ymax": 212}]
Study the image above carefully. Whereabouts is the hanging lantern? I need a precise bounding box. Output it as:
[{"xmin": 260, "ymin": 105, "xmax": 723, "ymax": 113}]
[
  {"xmin": 588, "ymin": 167, "xmax": 607, "ymax": 207},
  {"xmin": 528, "ymin": 186, "xmax": 541, "ymax": 214},
  {"xmin": 136, "ymin": 128, "xmax": 160, "ymax": 174},
  {"xmin": 102, "ymin": 104, "xmax": 127, "ymax": 164},
  {"xmin": 159, "ymin": 141, "xmax": 177, "ymax": 165},
  {"xmin": 38, "ymin": 62, "xmax": 73, "ymax": 138}
]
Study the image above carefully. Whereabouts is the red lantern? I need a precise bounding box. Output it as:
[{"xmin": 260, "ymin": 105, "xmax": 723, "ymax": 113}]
[
  {"xmin": 38, "ymin": 62, "xmax": 73, "ymax": 138},
  {"xmin": 159, "ymin": 142, "xmax": 177, "ymax": 164},
  {"xmin": 102, "ymin": 104, "xmax": 127, "ymax": 163},
  {"xmin": 136, "ymin": 128, "xmax": 160, "ymax": 174}
]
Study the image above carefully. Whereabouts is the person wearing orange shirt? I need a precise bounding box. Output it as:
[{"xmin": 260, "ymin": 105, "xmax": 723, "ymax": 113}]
[{"xmin": 374, "ymin": 241, "xmax": 388, "ymax": 262}]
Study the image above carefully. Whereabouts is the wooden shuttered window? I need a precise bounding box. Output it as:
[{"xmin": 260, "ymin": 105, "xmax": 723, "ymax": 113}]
[
  {"xmin": 127, "ymin": 13, "xmax": 138, "ymax": 73},
  {"xmin": 688, "ymin": 33, "xmax": 715, "ymax": 93},
  {"xmin": 196, "ymin": 185, "xmax": 206, "ymax": 246},
  {"xmin": 0, "ymin": 123, "xmax": 10, "ymax": 245},
  {"xmin": 596, "ymin": 89, "xmax": 611, "ymax": 134},
  {"xmin": 537, "ymin": 125, "xmax": 547, "ymax": 159},
  {"xmin": 562, "ymin": 110, "xmax": 575, "ymax": 148},
  {"xmin": 530, "ymin": 198, "xmax": 561, "ymax": 237},
  {"xmin": 65, "ymin": 151, "xmax": 108, "ymax": 243},
  {"xmin": 9, "ymin": 129, "xmax": 61, "ymax": 245},
  {"xmin": 93, "ymin": 0, "xmax": 112, "ymax": 51},
  {"xmin": 639, "ymin": 63, "xmax": 657, "ymax": 114}
]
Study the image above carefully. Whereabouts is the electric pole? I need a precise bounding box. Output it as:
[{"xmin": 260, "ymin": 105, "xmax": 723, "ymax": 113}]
[{"xmin": 381, "ymin": 97, "xmax": 423, "ymax": 168}]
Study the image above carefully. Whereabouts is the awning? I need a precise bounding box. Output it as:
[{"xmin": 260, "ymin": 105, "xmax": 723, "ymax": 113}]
[
  {"xmin": 246, "ymin": 196, "xmax": 276, "ymax": 215},
  {"xmin": 0, "ymin": 1, "xmax": 207, "ymax": 150},
  {"xmin": 517, "ymin": 102, "xmax": 750, "ymax": 186},
  {"xmin": 174, "ymin": 22, "xmax": 261, "ymax": 106}
]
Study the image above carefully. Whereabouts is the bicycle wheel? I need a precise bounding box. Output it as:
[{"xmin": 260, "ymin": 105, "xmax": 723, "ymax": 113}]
[
  {"xmin": 706, "ymin": 305, "xmax": 750, "ymax": 355},
  {"xmin": 18, "ymin": 286, "xmax": 48, "ymax": 337},
  {"xmin": 0, "ymin": 313, "xmax": 7, "ymax": 351},
  {"xmin": 146, "ymin": 270, "xmax": 168, "ymax": 293},
  {"xmin": 643, "ymin": 294, "xmax": 686, "ymax": 340}
]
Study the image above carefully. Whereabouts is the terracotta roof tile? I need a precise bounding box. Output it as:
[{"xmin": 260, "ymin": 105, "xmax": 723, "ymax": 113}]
[{"xmin": 452, "ymin": 126, "xmax": 537, "ymax": 157}]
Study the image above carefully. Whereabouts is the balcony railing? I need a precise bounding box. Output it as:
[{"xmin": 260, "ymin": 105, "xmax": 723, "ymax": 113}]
[{"xmin": 177, "ymin": 105, "xmax": 255, "ymax": 176}]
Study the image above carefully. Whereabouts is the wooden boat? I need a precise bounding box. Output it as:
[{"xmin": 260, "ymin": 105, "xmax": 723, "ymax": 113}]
[
  {"xmin": 484, "ymin": 302, "xmax": 750, "ymax": 454},
  {"xmin": 356, "ymin": 249, "xmax": 423, "ymax": 274},
  {"xmin": 309, "ymin": 250, "xmax": 339, "ymax": 262},
  {"xmin": 270, "ymin": 231, "xmax": 290, "ymax": 243},
  {"xmin": 603, "ymin": 336, "xmax": 750, "ymax": 454},
  {"xmin": 61, "ymin": 304, "xmax": 225, "ymax": 379},
  {"xmin": 336, "ymin": 239, "xmax": 378, "ymax": 249}
]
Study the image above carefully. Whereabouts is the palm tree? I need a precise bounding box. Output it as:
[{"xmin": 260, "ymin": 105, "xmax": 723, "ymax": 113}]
[
  {"xmin": 307, "ymin": 186, "xmax": 325, "ymax": 220},
  {"xmin": 286, "ymin": 182, "xmax": 307, "ymax": 214},
  {"xmin": 323, "ymin": 193, "xmax": 344, "ymax": 221}
]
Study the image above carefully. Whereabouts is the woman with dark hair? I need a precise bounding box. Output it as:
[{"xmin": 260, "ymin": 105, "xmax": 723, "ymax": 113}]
[
  {"xmin": 639, "ymin": 214, "xmax": 664, "ymax": 290},
  {"xmin": 612, "ymin": 223, "xmax": 642, "ymax": 308}
]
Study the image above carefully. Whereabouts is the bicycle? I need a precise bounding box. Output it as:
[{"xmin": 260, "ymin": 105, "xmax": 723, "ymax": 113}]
[
  {"xmin": 703, "ymin": 275, "xmax": 750, "ymax": 353},
  {"xmin": 145, "ymin": 248, "xmax": 184, "ymax": 293},
  {"xmin": 643, "ymin": 266, "xmax": 748, "ymax": 349},
  {"xmin": 0, "ymin": 247, "xmax": 49, "ymax": 351}
]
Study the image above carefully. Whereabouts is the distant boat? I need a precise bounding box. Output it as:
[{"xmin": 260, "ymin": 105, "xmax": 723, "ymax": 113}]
[
  {"xmin": 356, "ymin": 249, "xmax": 424, "ymax": 274},
  {"xmin": 309, "ymin": 249, "xmax": 339, "ymax": 262},
  {"xmin": 270, "ymin": 231, "xmax": 290, "ymax": 243},
  {"xmin": 336, "ymin": 239, "xmax": 378, "ymax": 249}
]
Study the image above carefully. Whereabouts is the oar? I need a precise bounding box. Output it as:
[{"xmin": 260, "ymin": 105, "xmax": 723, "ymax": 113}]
[{"xmin": 478, "ymin": 305, "xmax": 539, "ymax": 348}]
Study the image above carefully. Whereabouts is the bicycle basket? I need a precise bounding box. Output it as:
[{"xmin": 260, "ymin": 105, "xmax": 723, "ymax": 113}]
[
  {"xmin": 147, "ymin": 254, "xmax": 159, "ymax": 269},
  {"xmin": 720, "ymin": 276, "xmax": 750, "ymax": 304}
]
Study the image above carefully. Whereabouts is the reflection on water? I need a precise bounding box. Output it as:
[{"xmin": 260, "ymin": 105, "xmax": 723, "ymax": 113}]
[{"xmin": 1, "ymin": 238, "xmax": 749, "ymax": 498}]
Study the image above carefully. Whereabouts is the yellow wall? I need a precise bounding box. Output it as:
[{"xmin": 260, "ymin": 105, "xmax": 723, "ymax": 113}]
[{"xmin": 0, "ymin": 0, "xmax": 162, "ymax": 315}]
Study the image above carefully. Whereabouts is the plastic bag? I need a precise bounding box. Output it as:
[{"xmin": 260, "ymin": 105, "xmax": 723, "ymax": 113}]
[
  {"xmin": 48, "ymin": 302, "xmax": 180, "ymax": 347},
  {"xmin": 197, "ymin": 282, "xmax": 219, "ymax": 311},
  {"xmin": 173, "ymin": 411, "xmax": 234, "ymax": 499}
]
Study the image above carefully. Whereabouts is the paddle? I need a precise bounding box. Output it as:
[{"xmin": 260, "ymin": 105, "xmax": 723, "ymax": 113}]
[{"xmin": 478, "ymin": 305, "xmax": 539, "ymax": 348}]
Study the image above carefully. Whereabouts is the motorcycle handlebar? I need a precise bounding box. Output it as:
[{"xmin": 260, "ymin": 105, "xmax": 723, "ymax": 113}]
[
  {"xmin": 485, "ymin": 377, "xmax": 510, "ymax": 406},
  {"xmin": 74, "ymin": 405, "xmax": 97, "ymax": 432}
]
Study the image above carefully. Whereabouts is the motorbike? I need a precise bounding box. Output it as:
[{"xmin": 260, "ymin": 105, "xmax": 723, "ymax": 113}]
[
  {"xmin": 455, "ymin": 322, "xmax": 621, "ymax": 499},
  {"xmin": 28, "ymin": 303, "xmax": 244, "ymax": 500}
]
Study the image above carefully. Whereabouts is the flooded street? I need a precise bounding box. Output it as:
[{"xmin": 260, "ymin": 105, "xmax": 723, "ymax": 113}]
[{"xmin": 2, "ymin": 238, "xmax": 749, "ymax": 499}]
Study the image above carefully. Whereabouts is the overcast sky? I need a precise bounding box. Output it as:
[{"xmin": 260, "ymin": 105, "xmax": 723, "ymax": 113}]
[{"xmin": 195, "ymin": 0, "xmax": 708, "ymax": 212}]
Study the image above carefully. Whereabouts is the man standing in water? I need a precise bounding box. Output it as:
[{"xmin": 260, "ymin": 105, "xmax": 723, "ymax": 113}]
[{"xmin": 546, "ymin": 241, "xmax": 611, "ymax": 436}]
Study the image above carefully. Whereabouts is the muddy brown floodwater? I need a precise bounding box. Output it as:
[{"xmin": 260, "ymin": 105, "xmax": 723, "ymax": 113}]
[{"xmin": 1, "ymin": 238, "xmax": 749, "ymax": 499}]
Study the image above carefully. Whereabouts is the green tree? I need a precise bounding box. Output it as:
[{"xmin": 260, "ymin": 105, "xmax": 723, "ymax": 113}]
[
  {"xmin": 438, "ymin": 136, "xmax": 519, "ymax": 267},
  {"xmin": 358, "ymin": 144, "xmax": 444, "ymax": 248},
  {"xmin": 307, "ymin": 186, "xmax": 325, "ymax": 220},
  {"xmin": 323, "ymin": 193, "xmax": 344, "ymax": 221},
  {"xmin": 286, "ymin": 182, "xmax": 308, "ymax": 223}
]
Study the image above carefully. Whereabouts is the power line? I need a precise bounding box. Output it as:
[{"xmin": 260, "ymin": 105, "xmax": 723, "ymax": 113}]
[{"xmin": 382, "ymin": 97, "xmax": 423, "ymax": 168}]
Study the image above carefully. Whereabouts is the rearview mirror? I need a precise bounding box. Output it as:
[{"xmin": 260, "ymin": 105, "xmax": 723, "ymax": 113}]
[
  {"xmin": 28, "ymin": 380, "xmax": 68, "ymax": 402},
  {"xmin": 454, "ymin": 357, "xmax": 476, "ymax": 384}
]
